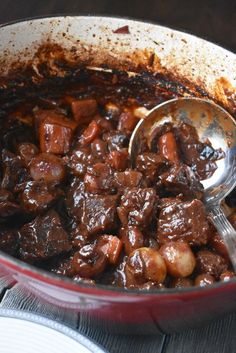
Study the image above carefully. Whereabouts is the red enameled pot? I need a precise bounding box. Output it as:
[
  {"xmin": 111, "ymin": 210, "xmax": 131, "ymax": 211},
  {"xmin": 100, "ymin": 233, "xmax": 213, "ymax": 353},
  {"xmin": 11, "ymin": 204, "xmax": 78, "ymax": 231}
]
[{"xmin": 0, "ymin": 16, "xmax": 235, "ymax": 334}]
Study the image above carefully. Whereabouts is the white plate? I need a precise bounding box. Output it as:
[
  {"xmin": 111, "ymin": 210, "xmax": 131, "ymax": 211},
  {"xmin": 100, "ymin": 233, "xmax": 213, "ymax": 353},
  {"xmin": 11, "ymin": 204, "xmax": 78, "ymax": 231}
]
[{"xmin": 0, "ymin": 308, "xmax": 107, "ymax": 353}]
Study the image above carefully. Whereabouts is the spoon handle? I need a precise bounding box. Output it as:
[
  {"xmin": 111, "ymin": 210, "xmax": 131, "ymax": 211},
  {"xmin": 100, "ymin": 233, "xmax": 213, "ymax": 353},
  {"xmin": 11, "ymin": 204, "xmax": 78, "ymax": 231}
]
[{"xmin": 208, "ymin": 205, "xmax": 236, "ymax": 272}]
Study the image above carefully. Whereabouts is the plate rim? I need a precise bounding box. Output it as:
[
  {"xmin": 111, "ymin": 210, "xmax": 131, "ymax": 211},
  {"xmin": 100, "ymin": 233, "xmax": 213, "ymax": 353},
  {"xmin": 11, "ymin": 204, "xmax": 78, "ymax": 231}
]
[{"xmin": 0, "ymin": 307, "xmax": 107, "ymax": 353}]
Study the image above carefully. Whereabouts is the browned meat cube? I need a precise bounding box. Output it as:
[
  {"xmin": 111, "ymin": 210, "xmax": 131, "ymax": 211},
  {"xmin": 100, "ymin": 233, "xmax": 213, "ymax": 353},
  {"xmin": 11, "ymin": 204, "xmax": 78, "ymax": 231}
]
[
  {"xmin": 117, "ymin": 188, "xmax": 157, "ymax": 227},
  {"xmin": 39, "ymin": 121, "xmax": 73, "ymax": 154},
  {"xmin": 96, "ymin": 235, "xmax": 123, "ymax": 265},
  {"xmin": 94, "ymin": 115, "xmax": 113, "ymax": 132},
  {"xmin": 158, "ymin": 199, "xmax": 209, "ymax": 246},
  {"xmin": 30, "ymin": 153, "xmax": 65, "ymax": 184},
  {"xmin": 34, "ymin": 109, "xmax": 77, "ymax": 132},
  {"xmin": 36, "ymin": 110, "xmax": 77, "ymax": 155},
  {"xmin": 209, "ymin": 230, "xmax": 229, "ymax": 262},
  {"xmin": 158, "ymin": 164, "xmax": 203, "ymax": 199},
  {"xmin": 0, "ymin": 201, "xmax": 20, "ymax": 219},
  {"xmin": 107, "ymin": 149, "xmax": 129, "ymax": 171},
  {"xmin": 80, "ymin": 120, "xmax": 100, "ymax": 145},
  {"xmin": 196, "ymin": 249, "xmax": 228, "ymax": 279},
  {"xmin": 17, "ymin": 143, "xmax": 39, "ymax": 165},
  {"xmin": 136, "ymin": 152, "xmax": 167, "ymax": 182},
  {"xmin": 0, "ymin": 188, "xmax": 20, "ymax": 219},
  {"xmin": 71, "ymin": 99, "xmax": 97, "ymax": 123},
  {"xmin": 19, "ymin": 181, "xmax": 61, "ymax": 213},
  {"xmin": 118, "ymin": 112, "xmax": 138, "ymax": 134},
  {"xmin": 120, "ymin": 226, "xmax": 144, "ymax": 255},
  {"xmin": 114, "ymin": 170, "xmax": 143, "ymax": 189},
  {"xmin": 103, "ymin": 131, "xmax": 128, "ymax": 152},
  {"xmin": 81, "ymin": 195, "xmax": 118, "ymax": 235},
  {"xmin": 84, "ymin": 163, "xmax": 116, "ymax": 194},
  {"xmin": 19, "ymin": 210, "xmax": 71, "ymax": 261},
  {"xmin": 66, "ymin": 147, "xmax": 95, "ymax": 177},
  {"xmin": 0, "ymin": 229, "xmax": 19, "ymax": 255},
  {"xmin": 176, "ymin": 122, "xmax": 224, "ymax": 179},
  {"xmin": 91, "ymin": 139, "xmax": 108, "ymax": 160},
  {"xmin": 158, "ymin": 131, "xmax": 180, "ymax": 164},
  {"xmin": 49, "ymin": 256, "xmax": 75, "ymax": 277},
  {"xmin": 1, "ymin": 150, "xmax": 30, "ymax": 190},
  {"xmin": 0, "ymin": 188, "xmax": 13, "ymax": 202},
  {"xmin": 66, "ymin": 180, "xmax": 86, "ymax": 221}
]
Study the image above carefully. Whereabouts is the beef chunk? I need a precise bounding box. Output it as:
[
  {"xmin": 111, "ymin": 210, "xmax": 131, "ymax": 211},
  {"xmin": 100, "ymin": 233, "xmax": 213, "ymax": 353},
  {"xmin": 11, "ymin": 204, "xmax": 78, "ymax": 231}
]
[
  {"xmin": 0, "ymin": 188, "xmax": 20, "ymax": 220},
  {"xmin": 81, "ymin": 195, "xmax": 118, "ymax": 235},
  {"xmin": 176, "ymin": 122, "xmax": 224, "ymax": 179},
  {"xmin": 66, "ymin": 147, "xmax": 95, "ymax": 177},
  {"xmin": 158, "ymin": 164, "xmax": 203, "ymax": 199},
  {"xmin": 103, "ymin": 131, "xmax": 128, "ymax": 152},
  {"xmin": 1, "ymin": 150, "xmax": 30, "ymax": 190},
  {"xmin": 158, "ymin": 131, "xmax": 180, "ymax": 164},
  {"xmin": 84, "ymin": 163, "xmax": 116, "ymax": 194},
  {"xmin": 19, "ymin": 210, "xmax": 71, "ymax": 261},
  {"xmin": 19, "ymin": 181, "xmax": 61, "ymax": 213},
  {"xmin": 115, "ymin": 170, "xmax": 143, "ymax": 190},
  {"xmin": 94, "ymin": 115, "xmax": 113, "ymax": 132},
  {"xmin": 117, "ymin": 188, "xmax": 157, "ymax": 227},
  {"xmin": 107, "ymin": 149, "xmax": 129, "ymax": 171},
  {"xmin": 0, "ymin": 201, "xmax": 20, "ymax": 220},
  {"xmin": 117, "ymin": 112, "xmax": 138, "ymax": 134},
  {"xmin": 91, "ymin": 138, "xmax": 108, "ymax": 160},
  {"xmin": 71, "ymin": 99, "xmax": 97, "ymax": 123},
  {"xmin": 40, "ymin": 121, "xmax": 73, "ymax": 154},
  {"xmin": 136, "ymin": 152, "xmax": 168, "ymax": 182},
  {"xmin": 120, "ymin": 226, "xmax": 144, "ymax": 255},
  {"xmin": 158, "ymin": 199, "xmax": 209, "ymax": 246},
  {"xmin": 0, "ymin": 188, "xmax": 13, "ymax": 202},
  {"xmin": 48, "ymin": 256, "xmax": 75, "ymax": 277},
  {"xmin": 17, "ymin": 143, "xmax": 39, "ymax": 165},
  {"xmin": 196, "ymin": 250, "xmax": 228, "ymax": 279},
  {"xmin": 80, "ymin": 120, "xmax": 101, "ymax": 145},
  {"xmin": 0, "ymin": 229, "xmax": 19, "ymax": 254},
  {"xmin": 37, "ymin": 109, "xmax": 77, "ymax": 154},
  {"xmin": 208, "ymin": 221, "xmax": 230, "ymax": 261},
  {"xmin": 30, "ymin": 153, "xmax": 65, "ymax": 184},
  {"xmin": 66, "ymin": 180, "xmax": 86, "ymax": 221},
  {"xmin": 96, "ymin": 235, "xmax": 123, "ymax": 265}
]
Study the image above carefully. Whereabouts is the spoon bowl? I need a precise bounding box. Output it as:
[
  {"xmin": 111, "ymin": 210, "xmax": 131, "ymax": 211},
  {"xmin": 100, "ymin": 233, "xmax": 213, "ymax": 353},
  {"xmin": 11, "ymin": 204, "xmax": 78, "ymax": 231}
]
[{"xmin": 129, "ymin": 97, "xmax": 236, "ymax": 269}]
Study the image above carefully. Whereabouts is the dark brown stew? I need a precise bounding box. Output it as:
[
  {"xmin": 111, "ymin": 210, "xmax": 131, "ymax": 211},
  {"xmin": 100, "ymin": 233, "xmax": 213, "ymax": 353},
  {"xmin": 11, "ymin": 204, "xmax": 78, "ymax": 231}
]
[{"xmin": 0, "ymin": 68, "xmax": 235, "ymax": 290}]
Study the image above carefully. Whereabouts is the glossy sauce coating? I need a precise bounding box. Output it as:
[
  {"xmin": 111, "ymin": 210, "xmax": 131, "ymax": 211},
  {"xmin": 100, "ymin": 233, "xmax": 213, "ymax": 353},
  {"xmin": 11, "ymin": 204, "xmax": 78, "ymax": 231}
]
[{"xmin": 0, "ymin": 68, "xmax": 235, "ymax": 290}]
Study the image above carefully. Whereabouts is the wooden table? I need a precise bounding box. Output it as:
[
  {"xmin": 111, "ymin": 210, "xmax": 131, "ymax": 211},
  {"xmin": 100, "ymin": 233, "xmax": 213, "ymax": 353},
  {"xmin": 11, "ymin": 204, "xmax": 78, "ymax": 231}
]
[{"xmin": 0, "ymin": 1, "xmax": 235, "ymax": 352}]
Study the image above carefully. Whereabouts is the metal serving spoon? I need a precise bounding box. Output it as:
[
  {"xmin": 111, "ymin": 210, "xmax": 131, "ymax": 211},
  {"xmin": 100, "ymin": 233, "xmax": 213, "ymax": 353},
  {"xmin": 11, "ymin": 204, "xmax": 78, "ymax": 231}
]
[{"xmin": 129, "ymin": 97, "xmax": 236, "ymax": 271}]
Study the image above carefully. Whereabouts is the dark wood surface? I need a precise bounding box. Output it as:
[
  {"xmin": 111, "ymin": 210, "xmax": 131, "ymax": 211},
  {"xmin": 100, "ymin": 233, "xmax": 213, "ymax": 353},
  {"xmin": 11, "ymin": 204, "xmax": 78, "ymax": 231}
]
[
  {"xmin": 0, "ymin": 1, "xmax": 235, "ymax": 352},
  {"xmin": 0, "ymin": 0, "xmax": 235, "ymax": 52}
]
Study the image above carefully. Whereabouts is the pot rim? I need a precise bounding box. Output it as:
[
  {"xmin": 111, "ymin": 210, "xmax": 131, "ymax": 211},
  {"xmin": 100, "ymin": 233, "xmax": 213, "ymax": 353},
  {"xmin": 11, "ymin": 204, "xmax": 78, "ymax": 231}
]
[
  {"xmin": 0, "ymin": 14, "xmax": 234, "ymax": 55},
  {"xmin": 0, "ymin": 15, "xmax": 235, "ymax": 298}
]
